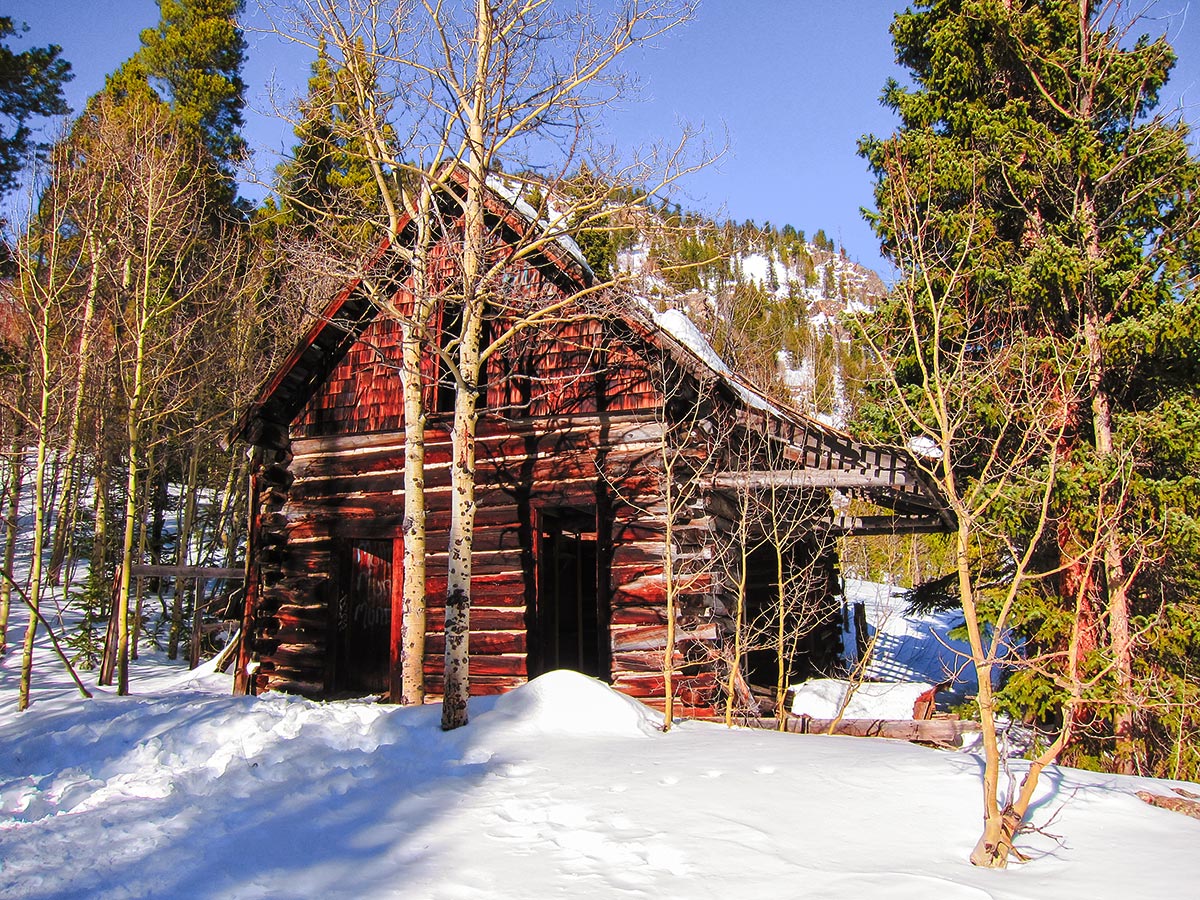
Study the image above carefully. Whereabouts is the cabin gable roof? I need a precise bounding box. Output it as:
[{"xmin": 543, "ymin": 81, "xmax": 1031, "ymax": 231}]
[{"xmin": 232, "ymin": 174, "xmax": 594, "ymax": 446}]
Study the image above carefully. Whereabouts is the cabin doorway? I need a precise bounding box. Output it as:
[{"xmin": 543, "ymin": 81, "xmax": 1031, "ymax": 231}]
[
  {"xmin": 335, "ymin": 538, "xmax": 395, "ymax": 695},
  {"xmin": 534, "ymin": 508, "xmax": 604, "ymax": 678}
]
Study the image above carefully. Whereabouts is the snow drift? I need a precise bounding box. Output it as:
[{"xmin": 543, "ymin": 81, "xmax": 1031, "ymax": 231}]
[{"xmin": 2, "ymin": 653, "xmax": 1198, "ymax": 899}]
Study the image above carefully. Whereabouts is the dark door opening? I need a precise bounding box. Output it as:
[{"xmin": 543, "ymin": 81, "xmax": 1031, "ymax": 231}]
[
  {"xmin": 534, "ymin": 508, "xmax": 602, "ymax": 678},
  {"xmin": 336, "ymin": 539, "xmax": 393, "ymax": 695}
]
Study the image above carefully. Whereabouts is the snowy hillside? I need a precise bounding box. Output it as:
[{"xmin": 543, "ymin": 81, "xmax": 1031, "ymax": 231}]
[
  {"xmin": 620, "ymin": 224, "xmax": 885, "ymax": 427},
  {"xmin": 3, "ymin": 639, "xmax": 1199, "ymax": 898}
]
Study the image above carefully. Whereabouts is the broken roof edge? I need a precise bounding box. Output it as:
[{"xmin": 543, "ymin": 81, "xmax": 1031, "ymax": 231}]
[
  {"xmin": 625, "ymin": 299, "xmax": 853, "ymax": 443},
  {"xmin": 484, "ymin": 173, "xmax": 594, "ymax": 280},
  {"xmin": 225, "ymin": 232, "xmax": 403, "ymax": 450}
]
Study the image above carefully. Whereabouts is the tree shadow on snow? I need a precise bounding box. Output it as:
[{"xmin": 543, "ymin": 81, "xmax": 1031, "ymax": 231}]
[{"xmin": 2, "ymin": 692, "xmax": 514, "ymax": 900}]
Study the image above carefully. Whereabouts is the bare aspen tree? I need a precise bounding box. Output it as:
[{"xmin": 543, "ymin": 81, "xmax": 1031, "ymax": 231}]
[
  {"xmin": 856, "ymin": 150, "xmax": 1109, "ymax": 867},
  {"xmin": 261, "ymin": 0, "xmax": 707, "ymax": 726},
  {"xmin": 45, "ymin": 188, "xmax": 112, "ymax": 588},
  {"xmin": 6, "ymin": 151, "xmax": 84, "ymax": 709},
  {"xmin": 257, "ymin": 3, "xmax": 446, "ymax": 705},
  {"xmin": 711, "ymin": 449, "xmax": 849, "ymax": 726},
  {"xmin": 718, "ymin": 476, "xmax": 760, "ymax": 725},
  {"xmin": 0, "ymin": 325, "xmax": 31, "ymax": 658},
  {"xmin": 74, "ymin": 93, "xmax": 234, "ymax": 695},
  {"xmin": 0, "ymin": 439, "xmax": 22, "ymax": 656},
  {"xmin": 594, "ymin": 328, "xmax": 730, "ymax": 730}
]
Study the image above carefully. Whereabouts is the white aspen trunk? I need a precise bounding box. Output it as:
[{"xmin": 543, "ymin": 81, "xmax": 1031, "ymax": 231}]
[
  {"xmin": 660, "ymin": 431, "xmax": 677, "ymax": 731},
  {"xmin": 442, "ymin": 356, "xmax": 480, "ymax": 730},
  {"xmin": 772, "ymin": 493, "xmax": 793, "ymax": 729},
  {"xmin": 131, "ymin": 442, "xmax": 156, "ymax": 662},
  {"xmin": 48, "ymin": 243, "xmax": 103, "ymax": 586},
  {"xmin": 216, "ymin": 450, "xmax": 241, "ymax": 569},
  {"xmin": 0, "ymin": 435, "xmax": 24, "ymax": 655},
  {"xmin": 169, "ymin": 445, "xmax": 200, "ymax": 659},
  {"xmin": 91, "ymin": 451, "xmax": 110, "ymax": 592},
  {"xmin": 399, "ymin": 189, "xmax": 432, "ymax": 706},
  {"xmin": 723, "ymin": 491, "xmax": 752, "ymax": 727},
  {"xmin": 115, "ymin": 396, "xmax": 144, "ymax": 695},
  {"xmin": 114, "ymin": 250, "xmax": 153, "ymax": 695},
  {"xmin": 18, "ymin": 311, "xmax": 53, "ymax": 711},
  {"xmin": 441, "ymin": 0, "xmax": 493, "ymax": 732}
]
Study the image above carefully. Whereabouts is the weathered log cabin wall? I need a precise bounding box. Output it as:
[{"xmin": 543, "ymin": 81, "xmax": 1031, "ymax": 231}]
[
  {"xmin": 235, "ymin": 212, "xmax": 861, "ymax": 713},
  {"xmin": 238, "ymin": 246, "xmax": 796, "ymax": 712}
]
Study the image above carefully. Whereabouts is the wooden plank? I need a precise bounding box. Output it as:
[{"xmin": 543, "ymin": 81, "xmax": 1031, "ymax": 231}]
[
  {"xmin": 612, "ymin": 672, "xmax": 718, "ymax": 700},
  {"xmin": 130, "ymin": 565, "xmax": 245, "ymax": 579},
  {"xmin": 421, "ymin": 655, "xmax": 527, "ymax": 677},
  {"xmin": 288, "ymin": 412, "xmax": 663, "ymax": 458},
  {"xmin": 611, "ymin": 650, "xmax": 681, "ymax": 672},
  {"xmin": 424, "ymin": 607, "xmax": 526, "ymax": 632},
  {"xmin": 421, "ymin": 674, "xmax": 527, "ymax": 696},
  {"xmin": 712, "ymin": 470, "xmax": 911, "ymax": 490},
  {"xmin": 824, "ymin": 514, "xmax": 949, "ymax": 536},
  {"xmin": 609, "ymin": 605, "xmax": 668, "ymax": 626},
  {"xmin": 424, "ymin": 631, "xmax": 527, "ymax": 656},
  {"xmin": 611, "ymin": 623, "xmax": 719, "ymax": 651}
]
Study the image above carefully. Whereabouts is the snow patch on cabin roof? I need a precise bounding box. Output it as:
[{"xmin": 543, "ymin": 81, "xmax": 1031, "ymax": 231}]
[
  {"xmin": 653, "ymin": 308, "xmax": 732, "ymax": 376},
  {"xmin": 908, "ymin": 435, "xmax": 943, "ymax": 460},
  {"xmin": 486, "ymin": 174, "xmax": 593, "ymax": 278},
  {"xmin": 651, "ymin": 306, "xmax": 774, "ymax": 415}
]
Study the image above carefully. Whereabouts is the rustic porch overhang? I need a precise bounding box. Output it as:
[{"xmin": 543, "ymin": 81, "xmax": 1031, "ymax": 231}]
[{"xmin": 634, "ymin": 309, "xmax": 955, "ymax": 538}]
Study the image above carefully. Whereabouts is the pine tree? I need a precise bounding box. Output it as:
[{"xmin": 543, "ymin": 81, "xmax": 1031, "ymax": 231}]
[
  {"xmin": 861, "ymin": 0, "xmax": 1200, "ymax": 784},
  {"xmin": 0, "ymin": 17, "xmax": 72, "ymax": 196},
  {"xmin": 272, "ymin": 41, "xmax": 381, "ymax": 240},
  {"xmin": 104, "ymin": 0, "xmax": 247, "ymax": 208},
  {"xmin": 131, "ymin": 0, "xmax": 246, "ymax": 174}
]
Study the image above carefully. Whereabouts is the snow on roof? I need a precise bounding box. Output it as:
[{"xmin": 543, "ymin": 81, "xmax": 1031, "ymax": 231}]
[
  {"xmin": 486, "ymin": 174, "xmax": 594, "ymax": 278},
  {"xmin": 907, "ymin": 436, "xmax": 943, "ymax": 460},
  {"xmin": 652, "ymin": 308, "xmax": 733, "ymax": 377},
  {"xmin": 650, "ymin": 306, "xmax": 775, "ymax": 415}
]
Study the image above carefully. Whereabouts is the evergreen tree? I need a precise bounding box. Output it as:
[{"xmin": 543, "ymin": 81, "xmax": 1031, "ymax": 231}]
[
  {"xmin": 0, "ymin": 17, "xmax": 72, "ymax": 196},
  {"xmin": 104, "ymin": 0, "xmax": 247, "ymax": 206},
  {"xmin": 272, "ymin": 42, "xmax": 381, "ymax": 240},
  {"xmin": 132, "ymin": 0, "xmax": 246, "ymax": 173},
  {"xmin": 861, "ymin": 0, "xmax": 1200, "ymax": 779}
]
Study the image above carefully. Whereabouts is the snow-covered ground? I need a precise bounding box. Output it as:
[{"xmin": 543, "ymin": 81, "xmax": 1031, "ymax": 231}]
[
  {"xmin": 3, "ymin": 628, "xmax": 1199, "ymax": 899},
  {"xmin": 842, "ymin": 577, "xmax": 998, "ymax": 701}
]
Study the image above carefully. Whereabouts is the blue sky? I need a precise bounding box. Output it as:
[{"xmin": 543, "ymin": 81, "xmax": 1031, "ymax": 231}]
[{"xmin": 8, "ymin": 1, "xmax": 1200, "ymax": 273}]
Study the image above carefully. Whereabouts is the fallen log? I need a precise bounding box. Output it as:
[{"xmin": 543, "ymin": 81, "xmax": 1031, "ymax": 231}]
[
  {"xmin": 728, "ymin": 715, "xmax": 981, "ymax": 746},
  {"xmin": 1136, "ymin": 790, "xmax": 1200, "ymax": 821}
]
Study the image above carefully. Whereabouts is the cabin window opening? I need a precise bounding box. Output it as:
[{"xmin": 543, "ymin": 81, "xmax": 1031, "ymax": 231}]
[
  {"xmin": 534, "ymin": 507, "xmax": 603, "ymax": 679},
  {"xmin": 434, "ymin": 304, "xmax": 493, "ymax": 414},
  {"xmin": 334, "ymin": 538, "xmax": 395, "ymax": 696},
  {"xmin": 436, "ymin": 304, "xmax": 462, "ymax": 414}
]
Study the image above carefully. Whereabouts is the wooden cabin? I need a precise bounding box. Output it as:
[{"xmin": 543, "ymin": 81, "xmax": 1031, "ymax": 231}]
[{"xmin": 230, "ymin": 182, "xmax": 950, "ymax": 715}]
